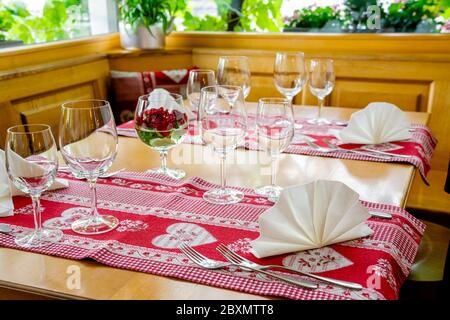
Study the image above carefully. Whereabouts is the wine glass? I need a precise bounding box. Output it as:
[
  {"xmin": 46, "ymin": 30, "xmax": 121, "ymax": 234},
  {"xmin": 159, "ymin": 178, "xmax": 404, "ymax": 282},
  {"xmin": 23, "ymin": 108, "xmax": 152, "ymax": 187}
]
[
  {"xmin": 187, "ymin": 69, "xmax": 216, "ymax": 143},
  {"xmin": 59, "ymin": 100, "xmax": 119, "ymax": 235},
  {"xmin": 5, "ymin": 124, "xmax": 63, "ymax": 247},
  {"xmin": 199, "ymin": 85, "xmax": 247, "ymax": 205},
  {"xmin": 134, "ymin": 92, "xmax": 189, "ymax": 180},
  {"xmin": 308, "ymin": 58, "xmax": 335, "ymax": 125},
  {"xmin": 254, "ymin": 98, "xmax": 294, "ymax": 200},
  {"xmin": 217, "ymin": 56, "xmax": 251, "ymax": 99},
  {"xmin": 273, "ymin": 52, "xmax": 308, "ymax": 103}
]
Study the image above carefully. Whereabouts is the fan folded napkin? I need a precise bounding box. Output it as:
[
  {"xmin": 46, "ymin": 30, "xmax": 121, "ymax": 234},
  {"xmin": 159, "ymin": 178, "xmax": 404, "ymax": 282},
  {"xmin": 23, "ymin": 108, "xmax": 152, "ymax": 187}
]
[
  {"xmin": 337, "ymin": 102, "xmax": 411, "ymax": 144},
  {"xmin": 0, "ymin": 150, "xmax": 68, "ymax": 217},
  {"xmin": 251, "ymin": 180, "xmax": 373, "ymax": 258}
]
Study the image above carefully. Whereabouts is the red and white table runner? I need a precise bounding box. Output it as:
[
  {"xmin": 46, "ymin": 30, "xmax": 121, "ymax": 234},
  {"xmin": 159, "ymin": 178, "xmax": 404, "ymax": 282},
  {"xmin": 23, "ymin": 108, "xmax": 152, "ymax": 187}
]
[
  {"xmin": 0, "ymin": 172, "xmax": 424, "ymax": 300},
  {"xmin": 117, "ymin": 117, "xmax": 437, "ymax": 184}
]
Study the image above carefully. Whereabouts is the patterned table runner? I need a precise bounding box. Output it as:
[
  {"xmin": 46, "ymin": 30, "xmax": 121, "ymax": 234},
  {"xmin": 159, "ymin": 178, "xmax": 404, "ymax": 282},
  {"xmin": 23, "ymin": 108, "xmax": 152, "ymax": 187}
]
[
  {"xmin": 117, "ymin": 117, "xmax": 436, "ymax": 184},
  {"xmin": 0, "ymin": 172, "xmax": 424, "ymax": 300}
]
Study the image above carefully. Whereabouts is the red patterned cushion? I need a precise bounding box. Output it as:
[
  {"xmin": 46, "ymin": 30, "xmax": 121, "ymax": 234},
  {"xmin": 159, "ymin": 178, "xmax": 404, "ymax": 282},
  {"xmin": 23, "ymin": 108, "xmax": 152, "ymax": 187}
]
[{"xmin": 109, "ymin": 66, "xmax": 198, "ymax": 124}]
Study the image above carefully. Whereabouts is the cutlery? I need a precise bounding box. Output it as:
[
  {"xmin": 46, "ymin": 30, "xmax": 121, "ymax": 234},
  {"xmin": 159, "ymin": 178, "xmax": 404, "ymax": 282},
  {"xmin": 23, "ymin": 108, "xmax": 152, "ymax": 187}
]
[
  {"xmin": 321, "ymin": 140, "xmax": 392, "ymax": 160},
  {"xmin": 179, "ymin": 244, "xmax": 317, "ymax": 289},
  {"xmin": 307, "ymin": 141, "xmax": 389, "ymax": 160},
  {"xmin": 217, "ymin": 244, "xmax": 362, "ymax": 290},
  {"xmin": 369, "ymin": 211, "xmax": 392, "ymax": 219},
  {"xmin": 359, "ymin": 147, "xmax": 411, "ymax": 159},
  {"xmin": 58, "ymin": 167, "xmax": 125, "ymax": 179},
  {"xmin": 0, "ymin": 224, "xmax": 12, "ymax": 234}
]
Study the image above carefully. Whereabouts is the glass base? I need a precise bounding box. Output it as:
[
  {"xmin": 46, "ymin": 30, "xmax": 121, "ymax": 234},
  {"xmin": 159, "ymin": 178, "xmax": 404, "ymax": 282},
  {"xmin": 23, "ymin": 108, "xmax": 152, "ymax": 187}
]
[
  {"xmin": 146, "ymin": 167, "xmax": 186, "ymax": 180},
  {"xmin": 15, "ymin": 228, "xmax": 63, "ymax": 248},
  {"xmin": 203, "ymin": 188, "xmax": 244, "ymax": 205},
  {"xmin": 307, "ymin": 118, "xmax": 331, "ymax": 126},
  {"xmin": 71, "ymin": 215, "xmax": 119, "ymax": 235},
  {"xmin": 255, "ymin": 185, "xmax": 283, "ymax": 200},
  {"xmin": 294, "ymin": 123, "xmax": 303, "ymax": 130}
]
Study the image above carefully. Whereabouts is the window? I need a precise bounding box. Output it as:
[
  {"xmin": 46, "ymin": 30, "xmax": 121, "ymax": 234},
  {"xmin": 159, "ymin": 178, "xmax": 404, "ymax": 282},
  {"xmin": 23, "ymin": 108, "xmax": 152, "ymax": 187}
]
[{"xmin": 0, "ymin": 0, "xmax": 118, "ymax": 48}]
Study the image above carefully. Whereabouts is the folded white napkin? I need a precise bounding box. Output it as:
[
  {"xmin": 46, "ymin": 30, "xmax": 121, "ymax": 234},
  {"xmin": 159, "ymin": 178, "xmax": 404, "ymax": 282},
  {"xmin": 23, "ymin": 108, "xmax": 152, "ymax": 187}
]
[
  {"xmin": 0, "ymin": 150, "xmax": 68, "ymax": 217},
  {"xmin": 251, "ymin": 180, "xmax": 373, "ymax": 258},
  {"xmin": 338, "ymin": 102, "xmax": 411, "ymax": 144},
  {"xmin": 148, "ymin": 88, "xmax": 195, "ymax": 120}
]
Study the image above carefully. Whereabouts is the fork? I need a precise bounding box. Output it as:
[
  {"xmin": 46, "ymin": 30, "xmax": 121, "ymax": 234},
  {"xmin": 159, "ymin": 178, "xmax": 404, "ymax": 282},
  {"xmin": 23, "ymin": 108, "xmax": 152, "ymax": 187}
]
[
  {"xmin": 179, "ymin": 244, "xmax": 317, "ymax": 289},
  {"xmin": 217, "ymin": 244, "xmax": 362, "ymax": 290},
  {"xmin": 308, "ymin": 141, "xmax": 390, "ymax": 160}
]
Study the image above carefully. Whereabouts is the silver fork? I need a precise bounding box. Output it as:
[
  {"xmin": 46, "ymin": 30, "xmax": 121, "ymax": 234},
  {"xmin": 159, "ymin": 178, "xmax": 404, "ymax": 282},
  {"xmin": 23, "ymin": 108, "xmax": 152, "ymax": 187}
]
[
  {"xmin": 322, "ymin": 139, "xmax": 410, "ymax": 160},
  {"xmin": 308, "ymin": 140, "xmax": 391, "ymax": 160},
  {"xmin": 179, "ymin": 244, "xmax": 317, "ymax": 289},
  {"xmin": 217, "ymin": 244, "xmax": 362, "ymax": 290}
]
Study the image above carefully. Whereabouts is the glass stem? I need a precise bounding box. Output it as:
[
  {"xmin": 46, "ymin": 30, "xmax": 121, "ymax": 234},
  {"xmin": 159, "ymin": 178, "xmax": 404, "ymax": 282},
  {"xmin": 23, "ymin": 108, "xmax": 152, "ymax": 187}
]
[
  {"xmin": 31, "ymin": 195, "xmax": 42, "ymax": 235},
  {"xmin": 318, "ymin": 97, "xmax": 324, "ymax": 119},
  {"xmin": 88, "ymin": 179, "xmax": 100, "ymax": 221},
  {"xmin": 160, "ymin": 151, "xmax": 168, "ymax": 172},
  {"xmin": 271, "ymin": 155, "xmax": 278, "ymax": 187},
  {"xmin": 220, "ymin": 153, "xmax": 227, "ymax": 190}
]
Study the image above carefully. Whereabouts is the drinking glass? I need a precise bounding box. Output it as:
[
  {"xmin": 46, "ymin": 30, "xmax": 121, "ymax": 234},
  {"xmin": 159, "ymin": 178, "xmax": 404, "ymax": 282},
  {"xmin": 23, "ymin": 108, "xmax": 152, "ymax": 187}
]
[
  {"xmin": 254, "ymin": 98, "xmax": 294, "ymax": 200},
  {"xmin": 273, "ymin": 52, "xmax": 308, "ymax": 103},
  {"xmin": 134, "ymin": 93, "xmax": 189, "ymax": 180},
  {"xmin": 187, "ymin": 69, "xmax": 216, "ymax": 143},
  {"xmin": 217, "ymin": 56, "xmax": 251, "ymax": 99},
  {"xmin": 199, "ymin": 85, "xmax": 247, "ymax": 205},
  {"xmin": 308, "ymin": 58, "xmax": 335, "ymax": 125},
  {"xmin": 5, "ymin": 124, "xmax": 63, "ymax": 247},
  {"xmin": 59, "ymin": 100, "xmax": 119, "ymax": 235}
]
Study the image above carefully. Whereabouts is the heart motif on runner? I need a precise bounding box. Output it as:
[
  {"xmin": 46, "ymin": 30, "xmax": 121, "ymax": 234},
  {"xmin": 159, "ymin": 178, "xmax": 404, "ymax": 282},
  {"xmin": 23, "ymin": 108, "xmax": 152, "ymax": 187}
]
[
  {"xmin": 152, "ymin": 223, "xmax": 217, "ymax": 248},
  {"xmin": 282, "ymin": 247, "xmax": 353, "ymax": 273},
  {"xmin": 43, "ymin": 207, "xmax": 91, "ymax": 230}
]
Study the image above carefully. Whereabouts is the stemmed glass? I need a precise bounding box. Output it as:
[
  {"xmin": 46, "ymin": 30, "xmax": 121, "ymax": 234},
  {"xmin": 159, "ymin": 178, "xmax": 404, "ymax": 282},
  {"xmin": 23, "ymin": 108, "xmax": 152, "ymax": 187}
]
[
  {"xmin": 254, "ymin": 98, "xmax": 294, "ymax": 200},
  {"xmin": 308, "ymin": 58, "xmax": 335, "ymax": 125},
  {"xmin": 187, "ymin": 69, "xmax": 216, "ymax": 142},
  {"xmin": 273, "ymin": 52, "xmax": 308, "ymax": 104},
  {"xmin": 217, "ymin": 56, "xmax": 251, "ymax": 99},
  {"xmin": 199, "ymin": 85, "xmax": 248, "ymax": 205},
  {"xmin": 5, "ymin": 124, "xmax": 63, "ymax": 247},
  {"xmin": 134, "ymin": 92, "xmax": 189, "ymax": 180},
  {"xmin": 59, "ymin": 100, "xmax": 119, "ymax": 235}
]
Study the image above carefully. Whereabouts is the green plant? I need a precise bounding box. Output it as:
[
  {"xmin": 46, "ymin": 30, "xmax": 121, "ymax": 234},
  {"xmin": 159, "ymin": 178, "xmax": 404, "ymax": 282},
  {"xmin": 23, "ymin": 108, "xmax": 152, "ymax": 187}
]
[
  {"xmin": 1, "ymin": 0, "xmax": 88, "ymax": 45},
  {"xmin": 285, "ymin": 5, "xmax": 338, "ymax": 29},
  {"xmin": 383, "ymin": 0, "xmax": 444, "ymax": 32},
  {"xmin": 117, "ymin": 0, "xmax": 186, "ymax": 33},
  {"xmin": 237, "ymin": 0, "xmax": 283, "ymax": 32},
  {"xmin": 183, "ymin": 0, "xmax": 283, "ymax": 32}
]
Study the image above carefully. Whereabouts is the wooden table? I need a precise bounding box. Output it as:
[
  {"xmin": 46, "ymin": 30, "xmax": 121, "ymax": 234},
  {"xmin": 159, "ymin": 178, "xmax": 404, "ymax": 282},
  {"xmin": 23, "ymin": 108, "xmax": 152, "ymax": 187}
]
[{"xmin": 0, "ymin": 106, "xmax": 429, "ymax": 300}]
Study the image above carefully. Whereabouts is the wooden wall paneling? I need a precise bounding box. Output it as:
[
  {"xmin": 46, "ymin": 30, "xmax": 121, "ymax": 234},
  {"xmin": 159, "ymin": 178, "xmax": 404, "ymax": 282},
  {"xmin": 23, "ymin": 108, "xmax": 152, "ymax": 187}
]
[
  {"xmin": 0, "ymin": 101, "xmax": 22, "ymax": 148},
  {"xmin": 107, "ymin": 49, "xmax": 193, "ymax": 72},
  {"xmin": 330, "ymin": 79, "xmax": 431, "ymax": 112},
  {"xmin": 15, "ymin": 83, "xmax": 96, "ymax": 141}
]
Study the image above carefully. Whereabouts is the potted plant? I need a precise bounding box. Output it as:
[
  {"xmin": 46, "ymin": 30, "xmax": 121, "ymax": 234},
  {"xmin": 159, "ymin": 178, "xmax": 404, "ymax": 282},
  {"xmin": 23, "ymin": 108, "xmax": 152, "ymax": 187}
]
[
  {"xmin": 117, "ymin": 0, "xmax": 186, "ymax": 49},
  {"xmin": 283, "ymin": 6, "xmax": 340, "ymax": 33}
]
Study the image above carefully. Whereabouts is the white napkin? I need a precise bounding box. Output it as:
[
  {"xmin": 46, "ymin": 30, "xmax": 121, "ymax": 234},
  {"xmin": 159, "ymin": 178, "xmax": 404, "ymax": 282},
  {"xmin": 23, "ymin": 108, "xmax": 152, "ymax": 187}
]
[
  {"xmin": 251, "ymin": 180, "xmax": 373, "ymax": 258},
  {"xmin": 0, "ymin": 150, "xmax": 68, "ymax": 217},
  {"xmin": 338, "ymin": 102, "xmax": 411, "ymax": 144},
  {"xmin": 148, "ymin": 88, "xmax": 195, "ymax": 120}
]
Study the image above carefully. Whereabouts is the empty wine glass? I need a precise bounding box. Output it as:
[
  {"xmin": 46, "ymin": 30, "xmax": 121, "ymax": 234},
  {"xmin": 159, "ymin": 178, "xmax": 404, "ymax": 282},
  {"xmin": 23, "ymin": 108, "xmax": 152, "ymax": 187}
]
[
  {"xmin": 134, "ymin": 92, "xmax": 189, "ymax": 180},
  {"xmin": 274, "ymin": 52, "xmax": 308, "ymax": 103},
  {"xmin": 187, "ymin": 69, "xmax": 216, "ymax": 143},
  {"xmin": 217, "ymin": 56, "xmax": 251, "ymax": 99},
  {"xmin": 308, "ymin": 58, "xmax": 335, "ymax": 125},
  {"xmin": 254, "ymin": 98, "xmax": 294, "ymax": 200},
  {"xmin": 200, "ymin": 85, "xmax": 248, "ymax": 205},
  {"xmin": 59, "ymin": 100, "xmax": 119, "ymax": 235},
  {"xmin": 5, "ymin": 124, "xmax": 63, "ymax": 247}
]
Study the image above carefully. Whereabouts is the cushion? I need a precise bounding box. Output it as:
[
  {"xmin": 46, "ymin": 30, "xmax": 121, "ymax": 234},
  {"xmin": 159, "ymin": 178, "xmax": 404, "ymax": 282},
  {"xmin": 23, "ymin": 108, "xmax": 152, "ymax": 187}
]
[{"xmin": 109, "ymin": 66, "xmax": 198, "ymax": 124}]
